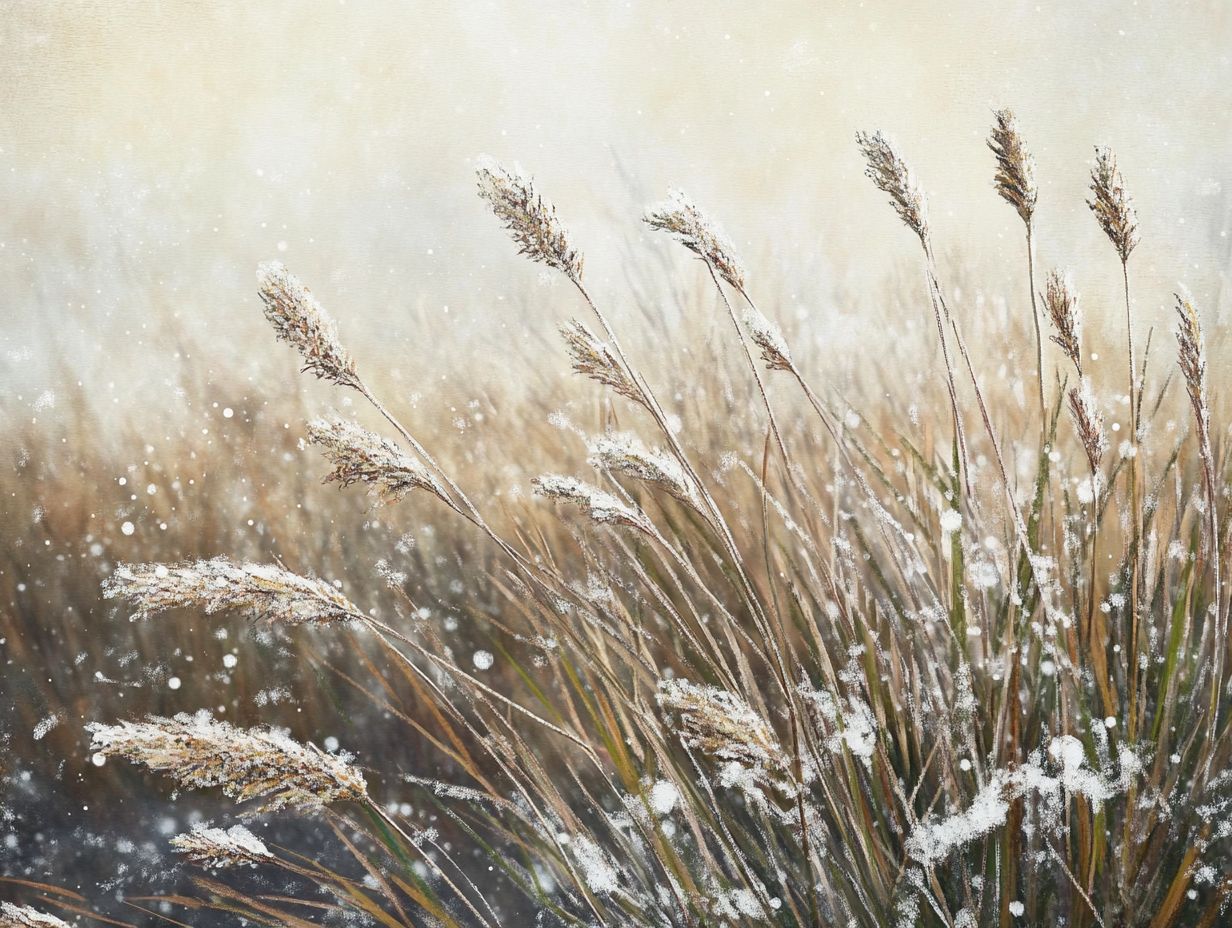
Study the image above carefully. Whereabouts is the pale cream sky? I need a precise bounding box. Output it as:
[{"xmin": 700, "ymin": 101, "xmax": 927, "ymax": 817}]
[{"xmin": 2, "ymin": 0, "xmax": 1229, "ymax": 399}]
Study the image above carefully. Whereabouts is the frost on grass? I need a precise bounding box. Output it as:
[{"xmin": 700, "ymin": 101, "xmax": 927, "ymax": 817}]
[
  {"xmin": 533, "ymin": 474, "xmax": 655, "ymax": 534},
  {"xmin": 171, "ymin": 823, "xmax": 273, "ymax": 869},
  {"xmin": 87, "ymin": 710, "xmax": 368, "ymax": 813},
  {"xmin": 256, "ymin": 261, "xmax": 359, "ymax": 389},
  {"xmin": 906, "ymin": 738, "xmax": 1144, "ymax": 867},
  {"xmin": 104, "ymin": 557, "xmax": 365, "ymax": 627},
  {"xmin": 587, "ymin": 433, "xmax": 696, "ymax": 505},
  {"xmin": 0, "ymin": 904, "xmax": 73, "ymax": 928},
  {"xmin": 644, "ymin": 188, "xmax": 746, "ymax": 290},
  {"xmin": 658, "ymin": 679, "xmax": 791, "ymax": 793},
  {"xmin": 570, "ymin": 835, "xmax": 620, "ymax": 895},
  {"xmin": 306, "ymin": 417, "xmax": 445, "ymax": 505}
]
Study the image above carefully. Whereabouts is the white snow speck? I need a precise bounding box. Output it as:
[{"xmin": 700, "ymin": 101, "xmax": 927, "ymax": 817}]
[
  {"xmin": 649, "ymin": 779, "xmax": 679, "ymax": 815},
  {"xmin": 121, "ymin": 521, "xmax": 135, "ymax": 536},
  {"xmin": 472, "ymin": 649, "xmax": 494, "ymax": 670}
]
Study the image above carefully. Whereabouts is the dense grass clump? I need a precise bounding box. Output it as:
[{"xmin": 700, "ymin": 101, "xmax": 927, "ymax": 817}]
[{"xmin": 6, "ymin": 112, "xmax": 1232, "ymax": 927}]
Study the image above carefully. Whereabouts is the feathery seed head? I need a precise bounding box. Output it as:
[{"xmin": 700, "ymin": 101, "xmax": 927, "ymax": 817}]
[
  {"xmin": 104, "ymin": 557, "xmax": 364, "ymax": 626},
  {"xmin": 856, "ymin": 130, "xmax": 929, "ymax": 244},
  {"xmin": 988, "ymin": 109, "xmax": 1038, "ymax": 225},
  {"xmin": 1175, "ymin": 292, "xmax": 1209, "ymax": 437},
  {"xmin": 532, "ymin": 474, "xmax": 655, "ymax": 535},
  {"xmin": 1042, "ymin": 270, "xmax": 1082, "ymax": 373},
  {"xmin": 587, "ymin": 433, "xmax": 696, "ymax": 505},
  {"xmin": 256, "ymin": 262, "xmax": 359, "ymax": 389},
  {"xmin": 1087, "ymin": 146, "xmax": 1140, "ymax": 262},
  {"xmin": 560, "ymin": 320, "xmax": 646, "ymax": 406},
  {"xmin": 657, "ymin": 679, "xmax": 789, "ymax": 777},
  {"xmin": 1067, "ymin": 379, "xmax": 1107, "ymax": 473},
  {"xmin": 1, "ymin": 904, "xmax": 73, "ymax": 928},
  {"xmin": 307, "ymin": 417, "xmax": 444, "ymax": 505},
  {"xmin": 87, "ymin": 711, "xmax": 368, "ymax": 813},
  {"xmin": 644, "ymin": 189, "xmax": 746, "ymax": 290},
  {"xmin": 171, "ymin": 823, "xmax": 273, "ymax": 869},
  {"xmin": 743, "ymin": 307, "xmax": 793, "ymax": 372},
  {"xmin": 476, "ymin": 160, "xmax": 583, "ymax": 280}
]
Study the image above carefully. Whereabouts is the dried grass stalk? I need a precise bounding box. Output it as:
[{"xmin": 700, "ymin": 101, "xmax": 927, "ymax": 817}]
[
  {"xmin": 988, "ymin": 108, "xmax": 1038, "ymax": 225},
  {"xmin": 0, "ymin": 904, "xmax": 73, "ymax": 928},
  {"xmin": 644, "ymin": 189, "xmax": 746, "ymax": 290},
  {"xmin": 307, "ymin": 416, "xmax": 444, "ymax": 505},
  {"xmin": 657, "ymin": 679, "xmax": 789, "ymax": 777},
  {"xmin": 744, "ymin": 307, "xmax": 793, "ymax": 372},
  {"xmin": 532, "ymin": 474, "xmax": 655, "ymax": 534},
  {"xmin": 1175, "ymin": 293, "xmax": 1210, "ymax": 449},
  {"xmin": 560, "ymin": 319, "xmax": 645, "ymax": 406},
  {"xmin": 171, "ymin": 823, "xmax": 274, "ymax": 869},
  {"xmin": 1087, "ymin": 146, "xmax": 1140, "ymax": 262},
  {"xmin": 1043, "ymin": 270, "xmax": 1083, "ymax": 374},
  {"xmin": 87, "ymin": 711, "xmax": 368, "ymax": 813},
  {"xmin": 476, "ymin": 161, "xmax": 583, "ymax": 280},
  {"xmin": 855, "ymin": 130, "xmax": 929, "ymax": 244},
  {"xmin": 1067, "ymin": 380, "xmax": 1107, "ymax": 473},
  {"xmin": 587, "ymin": 433, "xmax": 696, "ymax": 505},
  {"xmin": 256, "ymin": 262, "xmax": 359, "ymax": 389},
  {"xmin": 104, "ymin": 557, "xmax": 364, "ymax": 626}
]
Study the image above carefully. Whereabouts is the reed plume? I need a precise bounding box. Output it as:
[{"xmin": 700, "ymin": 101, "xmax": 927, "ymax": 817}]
[
  {"xmin": 0, "ymin": 905, "xmax": 72, "ymax": 928},
  {"xmin": 1067, "ymin": 380, "xmax": 1106, "ymax": 473},
  {"xmin": 171, "ymin": 823, "xmax": 274, "ymax": 869},
  {"xmin": 256, "ymin": 261, "xmax": 359, "ymax": 390},
  {"xmin": 560, "ymin": 319, "xmax": 645, "ymax": 406},
  {"xmin": 307, "ymin": 416, "xmax": 445, "ymax": 505},
  {"xmin": 104, "ymin": 557, "xmax": 365, "ymax": 626},
  {"xmin": 643, "ymin": 188, "xmax": 746, "ymax": 290},
  {"xmin": 476, "ymin": 160, "xmax": 583, "ymax": 281},
  {"xmin": 743, "ymin": 307, "xmax": 793, "ymax": 372},
  {"xmin": 988, "ymin": 108, "xmax": 1038, "ymax": 225},
  {"xmin": 1087, "ymin": 146, "xmax": 1140, "ymax": 263},
  {"xmin": 587, "ymin": 433, "xmax": 696, "ymax": 505},
  {"xmin": 855, "ymin": 130, "xmax": 929, "ymax": 244},
  {"xmin": 657, "ymin": 679, "xmax": 789, "ymax": 779},
  {"xmin": 1175, "ymin": 292, "xmax": 1222, "ymax": 700},
  {"xmin": 989, "ymin": 108, "xmax": 1045, "ymax": 421},
  {"xmin": 532, "ymin": 474, "xmax": 655, "ymax": 534},
  {"xmin": 1043, "ymin": 269, "xmax": 1083, "ymax": 375},
  {"xmin": 87, "ymin": 711, "xmax": 368, "ymax": 812}
]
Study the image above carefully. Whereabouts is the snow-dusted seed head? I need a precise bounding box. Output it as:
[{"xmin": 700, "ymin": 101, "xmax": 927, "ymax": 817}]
[
  {"xmin": 0, "ymin": 904, "xmax": 73, "ymax": 928},
  {"xmin": 307, "ymin": 417, "xmax": 444, "ymax": 505},
  {"xmin": 587, "ymin": 433, "xmax": 695, "ymax": 506},
  {"xmin": 988, "ymin": 108, "xmax": 1037, "ymax": 226},
  {"xmin": 476, "ymin": 160, "xmax": 583, "ymax": 281},
  {"xmin": 1175, "ymin": 293, "xmax": 1209, "ymax": 439},
  {"xmin": 657, "ymin": 679, "xmax": 789, "ymax": 777},
  {"xmin": 560, "ymin": 320, "xmax": 645, "ymax": 406},
  {"xmin": 1042, "ymin": 270, "xmax": 1082, "ymax": 374},
  {"xmin": 644, "ymin": 189, "xmax": 746, "ymax": 291},
  {"xmin": 256, "ymin": 262, "xmax": 359, "ymax": 389},
  {"xmin": 87, "ymin": 711, "xmax": 368, "ymax": 813},
  {"xmin": 171, "ymin": 823, "xmax": 273, "ymax": 869},
  {"xmin": 104, "ymin": 557, "xmax": 365, "ymax": 627},
  {"xmin": 856, "ymin": 130, "xmax": 929, "ymax": 244},
  {"xmin": 1067, "ymin": 379, "xmax": 1107, "ymax": 474},
  {"xmin": 743, "ymin": 308, "xmax": 793, "ymax": 372},
  {"xmin": 532, "ymin": 474, "xmax": 655, "ymax": 535},
  {"xmin": 1087, "ymin": 146, "xmax": 1140, "ymax": 262}
]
